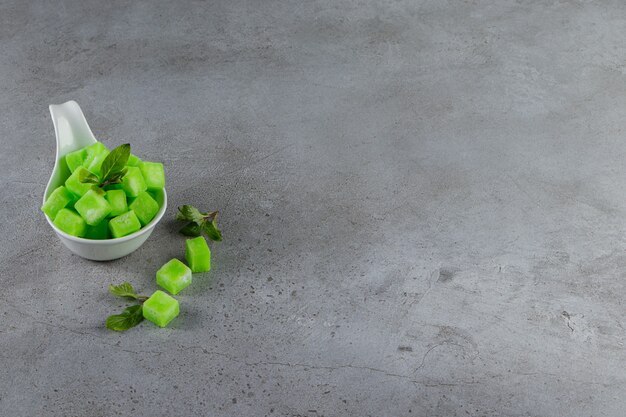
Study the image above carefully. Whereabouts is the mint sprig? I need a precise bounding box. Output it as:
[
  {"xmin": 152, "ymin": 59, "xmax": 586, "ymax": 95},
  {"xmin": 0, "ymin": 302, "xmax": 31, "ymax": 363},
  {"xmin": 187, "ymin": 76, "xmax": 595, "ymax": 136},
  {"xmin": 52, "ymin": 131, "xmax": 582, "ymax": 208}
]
[
  {"xmin": 80, "ymin": 143, "xmax": 130, "ymax": 188},
  {"xmin": 176, "ymin": 205, "xmax": 222, "ymax": 241},
  {"xmin": 106, "ymin": 305, "xmax": 144, "ymax": 332},
  {"xmin": 106, "ymin": 281, "xmax": 148, "ymax": 332},
  {"xmin": 109, "ymin": 282, "xmax": 147, "ymax": 301},
  {"xmin": 100, "ymin": 144, "xmax": 130, "ymax": 181},
  {"xmin": 78, "ymin": 170, "xmax": 100, "ymax": 184}
]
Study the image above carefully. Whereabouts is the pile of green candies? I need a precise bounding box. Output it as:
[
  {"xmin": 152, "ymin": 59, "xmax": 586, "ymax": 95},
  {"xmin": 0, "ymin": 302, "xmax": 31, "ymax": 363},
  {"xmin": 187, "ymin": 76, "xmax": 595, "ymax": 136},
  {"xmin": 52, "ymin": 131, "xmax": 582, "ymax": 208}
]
[{"xmin": 41, "ymin": 142, "xmax": 165, "ymax": 239}]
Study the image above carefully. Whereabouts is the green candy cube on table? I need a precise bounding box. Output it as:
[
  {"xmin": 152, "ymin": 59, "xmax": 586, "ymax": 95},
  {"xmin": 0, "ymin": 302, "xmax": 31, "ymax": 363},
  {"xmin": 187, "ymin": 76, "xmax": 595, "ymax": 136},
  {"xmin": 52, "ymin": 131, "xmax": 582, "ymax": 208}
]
[
  {"xmin": 129, "ymin": 191, "xmax": 159, "ymax": 226},
  {"xmin": 105, "ymin": 190, "xmax": 128, "ymax": 217},
  {"xmin": 85, "ymin": 219, "xmax": 110, "ymax": 240},
  {"xmin": 185, "ymin": 236, "xmax": 211, "ymax": 272},
  {"xmin": 53, "ymin": 208, "xmax": 87, "ymax": 237},
  {"xmin": 157, "ymin": 259, "xmax": 192, "ymax": 295},
  {"xmin": 74, "ymin": 189, "xmax": 112, "ymax": 226},
  {"xmin": 64, "ymin": 148, "xmax": 86, "ymax": 173},
  {"xmin": 41, "ymin": 185, "xmax": 73, "ymax": 219},
  {"xmin": 127, "ymin": 153, "xmax": 142, "ymax": 167},
  {"xmin": 142, "ymin": 290, "xmax": 179, "ymax": 328},
  {"xmin": 65, "ymin": 166, "xmax": 96, "ymax": 197},
  {"xmin": 109, "ymin": 210, "xmax": 141, "ymax": 238},
  {"xmin": 82, "ymin": 142, "xmax": 110, "ymax": 175},
  {"xmin": 121, "ymin": 166, "xmax": 147, "ymax": 197},
  {"xmin": 139, "ymin": 161, "xmax": 165, "ymax": 191}
]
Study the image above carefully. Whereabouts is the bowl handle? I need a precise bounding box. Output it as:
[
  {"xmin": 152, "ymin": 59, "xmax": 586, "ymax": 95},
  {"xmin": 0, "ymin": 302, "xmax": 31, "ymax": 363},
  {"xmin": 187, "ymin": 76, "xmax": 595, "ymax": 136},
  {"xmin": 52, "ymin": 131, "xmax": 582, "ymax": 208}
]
[
  {"xmin": 49, "ymin": 100, "xmax": 98, "ymax": 157},
  {"xmin": 44, "ymin": 101, "xmax": 98, "ymax": 200}
]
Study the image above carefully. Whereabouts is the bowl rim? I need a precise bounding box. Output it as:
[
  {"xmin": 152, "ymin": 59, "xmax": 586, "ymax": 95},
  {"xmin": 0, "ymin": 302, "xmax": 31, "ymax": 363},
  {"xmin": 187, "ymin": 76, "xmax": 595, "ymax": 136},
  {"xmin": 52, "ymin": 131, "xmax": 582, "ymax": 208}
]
[{"xmin": 44, "ymin": 188, "xmax": 168, "ymax": 245}]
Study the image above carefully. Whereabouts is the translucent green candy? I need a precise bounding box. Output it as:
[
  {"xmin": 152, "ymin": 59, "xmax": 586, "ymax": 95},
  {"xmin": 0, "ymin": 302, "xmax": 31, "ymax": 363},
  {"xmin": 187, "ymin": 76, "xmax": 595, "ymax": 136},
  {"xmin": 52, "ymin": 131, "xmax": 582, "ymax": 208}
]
[
  {"xmin": 105, "ymin": 190, "xmax": 127, "ymax": 217},
  {"xmin": 139, "ymin": 161, "xmax": 165, "ymax": 191},
  {"xmin": 121, "ymin": 166, "xmax": 147, "ymax": 197},
  {"xmin": 82, "ymin": 142, "xmax": 110, "ymax": 175},
  {"xmin": 41, "ymin": 186, "xmax": 73, "ymax": 219},
  {"xmin": 156, "ymin": 259, "xmax": 192, "ymax": 295},
  {"xmin": 185, "ymin": 236, "xmax": 211, "ymax": 273},
  {"xmin": 53, "ymin": 208, "xmax": 86, "ymax": 237},
  {"xmin": 52, "ymin": 142, "xmax": 165, "ymax": 241},
  {"xmin": 128, "ymin": 191, "xmax": 159, "ymax": 226},
  {"xmin": 65, "ymin": 166, "xmax": 96, "ymax": 197},
  {"xmin": 85, "ymin": 219, "xmax": 109, "ymax": 240},
  {"xmin": 64, "ymin": 148, "xmax": 86, "ymax": 173},
  {"xmin": 127, "ymin": 153, "xmax": 142, "ymax": 167},
  {"xmin": 74, "ymin": 189, "xmax": 112, "ymax": 226},
  {"xmin": 109, "ymin": 210, "xmax": 141, "ymax": 238},
  {"xmin": 142, "ymin": 290, "xmax": 179, "ymax": 328}
]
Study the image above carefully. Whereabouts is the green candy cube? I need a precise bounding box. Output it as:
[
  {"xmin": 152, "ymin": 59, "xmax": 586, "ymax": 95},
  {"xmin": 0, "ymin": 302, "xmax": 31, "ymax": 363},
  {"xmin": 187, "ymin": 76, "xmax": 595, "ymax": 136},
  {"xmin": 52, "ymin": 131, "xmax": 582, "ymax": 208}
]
[
  {"xmin": 139, "ymin": 161, "xmax": 165, "ymax": 191},
  {"xmin": 74, "ymin": 189, "xmax": 112, "ymax": 226},
  {"xmin": 128, "ymin": 191, "xmax": 159, "ymax": 226},
  {"xmin": 147, "ymin": 190, "xmax": 158, "ymax": 200},
  {"xmin": 109, "ymin": 210, "xmax": 142, "ymax": 238},
  {"xmin": 64, "ymin": 148, "xmax": 86, "ymax": 173},
  {"xmin": 142, "ymin": 290, "xmax": 179, "ymax": 328},
  {"xmin": 65, "ymin": 166, "xmax": 96, "ymax": 197},
  {"xmin": 127, "ymin": 153, "xmax": 142, "ymax": 167},
  {"xmin": 41, "ymin": 186, "xmax": 73, "ymax": 219},
  {"xmin": 53, "ymin": 208, "xmax": 87, "ymax": 237},
  {"xmin": 185, "ymin": 236, "xmax": 211, "ymax": 272},
  {"xmin": 82, "ymin": 142, "xmax": 110, "ymax": 174},
  {"xmin": 156, "ymin": 259, "xmax": 192, "ymax": 295},
  {"xmin": 82, "ymin": 142, "xmax": 108, "ymax": 162},
  {"xmin": 85, "ymin": 219, "xmax": 110, "ymax": 240},
  {"xmin": 105, "ymin": 190, "xmax": 128, "ymax": 217},
  {"xmin": 121, "ymin": 166, "xmax": 147, "ymax": 197}
]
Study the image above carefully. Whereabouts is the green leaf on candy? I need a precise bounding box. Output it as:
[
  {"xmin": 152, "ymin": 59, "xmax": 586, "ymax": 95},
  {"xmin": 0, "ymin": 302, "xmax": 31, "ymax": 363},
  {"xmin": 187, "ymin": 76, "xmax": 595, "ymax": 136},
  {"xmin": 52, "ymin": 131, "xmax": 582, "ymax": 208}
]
[
  {"xmin": 78, "ymin": 169, "xmax": 99, "ymax": 184},
  {"xmin": 100, "ymin": 144, "xmax": 130, "ymax": 181},
  {"xmin": 109, "ymin": 282, "xmax": 140, "ymax": 300},
  {"xmin": 106, "ymin": 305, "xmax": 144, "ymax": 331},
  {"xmin": 101, "ymin": 168, "xmax": 128, "ymax": 187},
  {"xmin": 79, "ymin": 144, "xmax": 130, "ymax": 188},
  {"xmin": 109, "ymin": 167, "xmax": 128, "ymax": 180}
]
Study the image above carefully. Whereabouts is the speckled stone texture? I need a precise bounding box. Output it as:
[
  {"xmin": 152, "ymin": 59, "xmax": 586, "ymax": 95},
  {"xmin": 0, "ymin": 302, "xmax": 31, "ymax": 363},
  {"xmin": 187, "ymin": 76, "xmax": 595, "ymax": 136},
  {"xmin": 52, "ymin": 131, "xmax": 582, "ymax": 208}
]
[{"xmin": 1, "ymin": 1, "xmax": 625, "ymax": 416}]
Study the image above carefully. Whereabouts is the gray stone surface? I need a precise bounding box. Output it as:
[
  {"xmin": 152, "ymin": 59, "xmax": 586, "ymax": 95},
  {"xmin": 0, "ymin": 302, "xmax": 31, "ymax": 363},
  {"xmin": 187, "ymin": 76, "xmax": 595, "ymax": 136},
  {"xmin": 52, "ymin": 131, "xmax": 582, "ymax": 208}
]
[{"xmin": 1, "ymin": 0, "xmax": 625, "ymax": 416}]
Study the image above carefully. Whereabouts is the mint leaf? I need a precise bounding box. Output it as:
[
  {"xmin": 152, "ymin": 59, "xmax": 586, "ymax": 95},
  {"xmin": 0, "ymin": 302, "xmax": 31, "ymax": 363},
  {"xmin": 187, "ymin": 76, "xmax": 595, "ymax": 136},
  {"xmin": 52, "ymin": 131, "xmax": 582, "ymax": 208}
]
[
  {"xmin": 106, "ymin": 305, "xmax": 144, "ymax": 331},
  {"xmin": 179, "ymin": 222, "xmax": 202, "ymax": 237},
  {"xmin": 109, "ymin": 282, "xmax": 139, "ymax": 300},
  {"xmin": 100, "ymin": 144, "xmax": 130, "ymax": 182},
  {"xmin": 78, "ymin": 169, "xmax": 99, "ymax": 184},
  {"xmin": 79, "ymin": 144, "xmax": 130, "ymax": 188},
  {"xmin": 177, "ymin": 205, "xmax": 204, "ymax": 223},
  {"xmin": 176, "ymin": 205, "xmax": 223, "ymax": 241},
  {"xmin": 100, "ymin": 168, "xmax": 128, "ymax": 187},
  {"xmin": 202, "ymin": 218, "xmax": 223, "ymax": 241},
  {"xmin": 203, "ymin": 210, "xmax": 219, "ymax": 223}
]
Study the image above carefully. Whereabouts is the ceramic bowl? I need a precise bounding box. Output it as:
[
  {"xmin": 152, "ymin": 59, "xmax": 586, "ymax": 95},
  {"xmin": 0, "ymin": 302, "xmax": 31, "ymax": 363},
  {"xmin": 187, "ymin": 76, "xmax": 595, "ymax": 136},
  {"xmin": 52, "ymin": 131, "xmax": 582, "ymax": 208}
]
[{"xmin": 43, "ymin": 100, "xmax": 167, "ymax": 261}]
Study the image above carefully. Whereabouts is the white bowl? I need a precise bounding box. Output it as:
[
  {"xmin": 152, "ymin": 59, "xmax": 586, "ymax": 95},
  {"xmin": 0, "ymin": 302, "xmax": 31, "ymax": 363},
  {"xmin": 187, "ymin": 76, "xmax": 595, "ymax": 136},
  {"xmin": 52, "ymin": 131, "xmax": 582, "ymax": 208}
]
[{"xmin": 43, "ymin": 100, "xmax": 167, "ymax": 261}]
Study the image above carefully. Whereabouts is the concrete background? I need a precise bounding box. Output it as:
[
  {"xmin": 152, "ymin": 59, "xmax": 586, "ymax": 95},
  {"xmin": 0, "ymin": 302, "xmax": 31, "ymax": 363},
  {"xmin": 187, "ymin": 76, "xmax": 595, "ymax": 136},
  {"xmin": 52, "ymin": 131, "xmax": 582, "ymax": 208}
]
[{"xmin": 1, "ymin": 0, "xmax": 625, "ymax": 416}]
